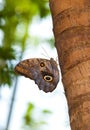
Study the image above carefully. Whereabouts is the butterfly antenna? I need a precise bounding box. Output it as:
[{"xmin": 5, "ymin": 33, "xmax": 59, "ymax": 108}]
[{"xmin": 41, "ymin": 47, "xmax": 50, "ymax": 59}]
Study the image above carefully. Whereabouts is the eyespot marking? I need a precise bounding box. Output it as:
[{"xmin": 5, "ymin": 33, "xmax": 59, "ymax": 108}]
[
  {"xmin": 44, "ymin": 75, "xmax": 53, "ymax": 82},
  {"xmin": 40, "ymin": 62, "xmax": 45, "ymax": 67}
]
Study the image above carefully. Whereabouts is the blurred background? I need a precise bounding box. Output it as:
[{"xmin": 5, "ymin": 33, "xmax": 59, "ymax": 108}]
[{"xmin": 0, "ymin": 0, "xmax": 71, "ymax": 130}]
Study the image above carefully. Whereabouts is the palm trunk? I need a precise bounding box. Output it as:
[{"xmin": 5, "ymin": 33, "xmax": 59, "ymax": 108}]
[{"xmin": 49, "ymin": 0, "xmax": 90, "ymax": 130}]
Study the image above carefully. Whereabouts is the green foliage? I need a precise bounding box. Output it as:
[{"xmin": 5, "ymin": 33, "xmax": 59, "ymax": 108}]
[
  {"xmin": 24, "ymin": 103, "xmax": 34, "ymax": 124},
  {"xmin": 0, "ymin": 0, "xmax": 50, "ymax": 87},
  {"xmin": 0, "ymin": 59, "xmax": 14, "ymax": 86},
  {"xmin": 22, "ymin": 102, "xmax": 52, "ymax": 130},
  {"xmin": 31, "ymin": 0, "xmax": 49, "ymax": 18},
  {"xmin": 46, "ymin": 38, "xmax": 54, "ymax": 48},
  {"xmin": 0, "ymin": 46, "xmax": 15, "ymax": 86},
  {"xmin": 0, "ymin": 47, "xmax": 15, "ymax": 60},
  {"xmin": 42, "ymin": 109, "xmax": 52, "ymax": 114}
]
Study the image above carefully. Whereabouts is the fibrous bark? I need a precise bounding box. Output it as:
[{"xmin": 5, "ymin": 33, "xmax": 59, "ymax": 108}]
[{"xmin": 49, "ymin": 0, "xmax": 90, "ymax": 130}]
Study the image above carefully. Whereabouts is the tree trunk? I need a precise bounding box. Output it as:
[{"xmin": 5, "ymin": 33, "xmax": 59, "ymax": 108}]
[{"xmin": 49, "ymin": 0, "xmax": 90, "ymax": 130}]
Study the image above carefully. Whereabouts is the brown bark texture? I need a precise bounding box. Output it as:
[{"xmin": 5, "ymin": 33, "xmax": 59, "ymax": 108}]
[{"xmin": 49, "ymin": 0, "xmax": 90, "ymax": 130}]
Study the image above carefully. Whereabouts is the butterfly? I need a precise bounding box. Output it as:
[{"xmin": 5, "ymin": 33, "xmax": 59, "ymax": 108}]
[{"xmin": 15, "ymin": 58, "xmax": 59, "ymax": 93}]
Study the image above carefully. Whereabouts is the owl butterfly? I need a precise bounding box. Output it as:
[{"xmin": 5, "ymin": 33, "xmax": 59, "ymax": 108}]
[{"xmin": 15, "ymin": 58, "xmax": 59, "ymax": 93}]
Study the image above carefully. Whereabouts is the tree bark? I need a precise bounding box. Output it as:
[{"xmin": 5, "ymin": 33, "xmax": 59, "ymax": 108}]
[{"xmin": 49, "ymin": 0, "xmax": 90, "ymax": 130}]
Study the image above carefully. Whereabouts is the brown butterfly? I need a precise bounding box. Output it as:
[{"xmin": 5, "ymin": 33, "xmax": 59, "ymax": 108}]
[{"xmin": 15, "ymin": 58, "xmax": 59, "ymax": 93}]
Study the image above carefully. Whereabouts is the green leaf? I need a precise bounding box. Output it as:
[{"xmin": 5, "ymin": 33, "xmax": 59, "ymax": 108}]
[{"xmin": 0, "ymin": 47, "xmax": 15, "ymax": 60}]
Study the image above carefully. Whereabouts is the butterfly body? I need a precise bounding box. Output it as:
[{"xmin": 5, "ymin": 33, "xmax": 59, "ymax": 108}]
[{"xmin": 15, "ymin": 58, "xmax": 59, "ymax": 93}]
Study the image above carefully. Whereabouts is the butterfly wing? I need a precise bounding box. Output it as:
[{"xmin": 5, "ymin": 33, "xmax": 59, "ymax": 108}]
[
  {"xmin": 15, "ymin": 58, "xmax": 59, "ymax": 92},
  {"xmin": 15, "ymin": 59, "xmax": 37, "ymax": 80}
]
